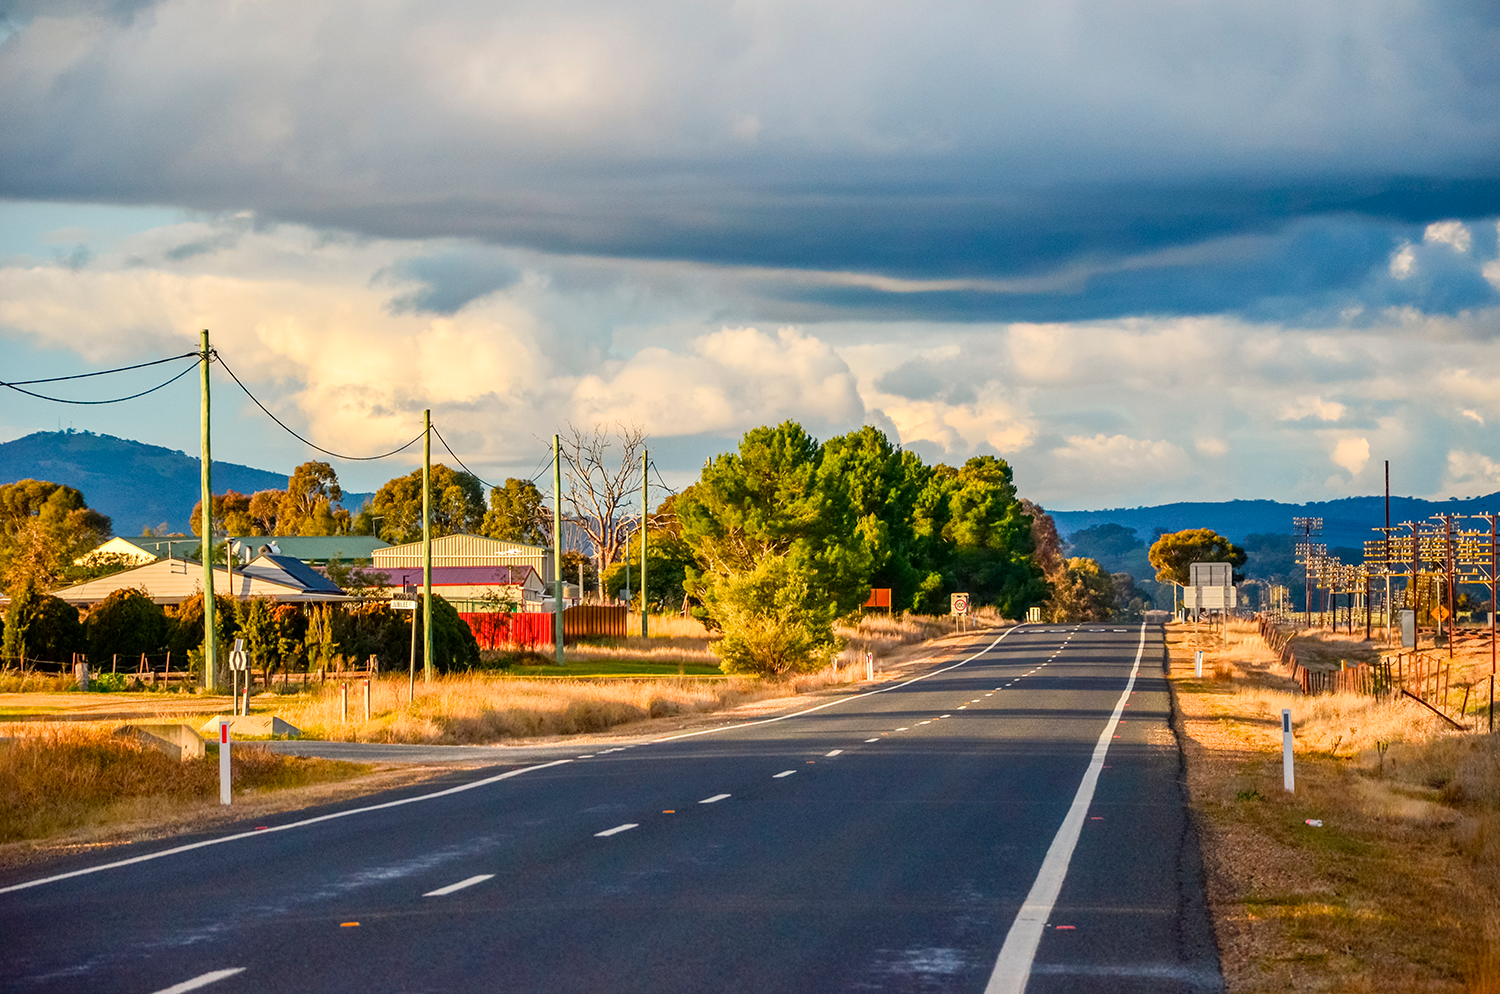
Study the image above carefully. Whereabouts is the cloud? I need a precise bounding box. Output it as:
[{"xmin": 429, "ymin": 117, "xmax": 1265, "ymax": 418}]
[
  {"xmin": 0, "ymin": 0, "xmax": 1494, "ymax": 323},
  {"xmin": 1330, "ymin": 436, "xmax": 1370, "ymax": 476},
  {"xmin": 1440, "ymin": 450, "xmax": 1500, "ymax": 495},
  {"xmin": 1054, "ymin": 434, "xmax": 1191, "ymax": 475},
  {"xmin": 1425, "ymin": 221, "xmax": 1472, "ymax": 254},
  {"xmin": 1282, "ymin": 396, "xmax": 1346, "ymax": 422}
]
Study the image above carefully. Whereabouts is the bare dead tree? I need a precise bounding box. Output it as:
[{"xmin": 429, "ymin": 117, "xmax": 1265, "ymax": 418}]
[{"xmin": 558, "ymin": 423, "xmax": 647, "ymax": 587}]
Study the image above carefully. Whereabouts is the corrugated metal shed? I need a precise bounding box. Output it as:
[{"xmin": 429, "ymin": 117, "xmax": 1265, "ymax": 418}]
[{"xmin": 373, "ymin": 534, "xmax": 551, "ymax": 583}]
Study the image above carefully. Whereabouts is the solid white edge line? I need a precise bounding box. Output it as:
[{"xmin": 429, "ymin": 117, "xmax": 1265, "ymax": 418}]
[
  {"xmin": 652, "ymin": 624, "xmax": 1023, "ymax": 743},
  {"xmin": 983, "ymin": 621, "xmax": 1148, "ymax": 994},
  {"xmin": 699, "ymin": 793, "xmax": 731, "ymax": 804},
  {"xmin": 594, "ymin": 823, "xmax": 639, "ymax": 837},
  {"xmin": 148, "ymin": 968, "xmax": 247, "ymax": 994},
  {"xmin": 0, "ymin": 760, "xmax": 574, "ymax": 896},
  {"xmin": 423, "ymin": 873, "xmax": 495, "ymax": 897}
]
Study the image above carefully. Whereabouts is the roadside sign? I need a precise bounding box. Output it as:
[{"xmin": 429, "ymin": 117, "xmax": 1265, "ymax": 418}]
[
  {"xmin": 1026, "ymin": 606, "xmax": 1042, "ymax": 623},
  {"xmin": 232, "ymin": 638, "xmax": 245, "ymax": 653},
  {"xmin": 1434, "ymin": 605, "xmax": 1451, "ymax": 622},
  {"xmin": 950, "ymin": 593, "xmax": 970, "ymax": 616},
  {"xmin": 228, "ymin": 649, "xmax": 248, "ymax": 671},
  {"xmin": 390, "ymin": 599, "xmax": 418, "ymax": 611}
]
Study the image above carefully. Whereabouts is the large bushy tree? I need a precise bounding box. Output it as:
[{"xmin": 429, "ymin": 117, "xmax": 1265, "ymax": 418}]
[
  {"xmin": 481, "ymin": 478, "xmax": 549, "ymax": 545},
  {"xmin": 0, "ymin": 480, "xmax": 112, "ymax": 592},
  {"xmin": 2, "ymin": 576, "xmax": 87, "ymax": 663},
  {"xmin": 1148, "ymin": 528, "xmax": 1247, "ymax": 585},
  {"xmin": 367, "ymin": 465, "xmax": 484, "ymax": 543},
  {"xmin": 85, "ymin": 589, "xmax": 170, "ymax": 661}
]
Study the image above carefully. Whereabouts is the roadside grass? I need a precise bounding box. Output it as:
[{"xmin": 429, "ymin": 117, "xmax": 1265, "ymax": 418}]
[
  {"xmin": 258, "ymin": 611, "xmax": 972, "ymax": 744},
  {"xmin": 1171, "ymin": 618, "xmax": 1500, "ymax": 993},
  {"xmin": 0, "ymin": 723, "xmax": 367, "ymax": 844}
]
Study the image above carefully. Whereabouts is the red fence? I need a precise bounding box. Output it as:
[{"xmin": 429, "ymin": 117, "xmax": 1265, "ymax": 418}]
[{"xmin": 460, "ymin": 606, "xmax": 629, "ymax": 650}]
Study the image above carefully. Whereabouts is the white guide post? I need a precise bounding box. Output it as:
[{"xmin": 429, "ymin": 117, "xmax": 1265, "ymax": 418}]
[
  {"xmin": 1282, "ymin": 709, "xmax": 1295, "ymax": 792},
  {"xmin": 1195, "ymin": 649, "xmax": 1203, "ymax": 678},
  {"xmin": 218, "ymin": 718, "xmax": 232, "ymax": 806}
]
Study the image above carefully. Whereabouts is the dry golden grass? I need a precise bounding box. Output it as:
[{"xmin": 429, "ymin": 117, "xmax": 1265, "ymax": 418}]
[
  {"xmin": 274, "ymin": 672, "xmax": 785, "ymax": 744},
  {"xmin": 0, "ymin": 722, "xmax": 367, "ymax": 844},
  {"xmin": 1172, "ymin": 618, "xmax": 1500, "ymax": 993}
]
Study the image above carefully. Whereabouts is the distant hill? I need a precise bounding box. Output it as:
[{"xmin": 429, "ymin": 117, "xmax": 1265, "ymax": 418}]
[
  {"xmin": 1049, "ymin": 494, "xmax": 1500, "ymax": 551},
  {"xmin": 0, "ymin": 431, "xmax": 373, "ymax": 537}
]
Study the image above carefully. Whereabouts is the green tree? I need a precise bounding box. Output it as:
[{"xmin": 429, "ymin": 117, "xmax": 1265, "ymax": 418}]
[
  {"xmin": 419, "ymin": 595, "xmax": 481, "ymax": 673},
  {"xmin": 678, "ymin": 421, "xmax": 872, "ymax": 674},
  {"xmin": 1045, "ymin": 557, "xmax": 1116, "ymax": 622},
  {"xmin": 167, "ymin": 592, "xmax": 240, "ymax": 671},
  {"xmin": 235, "ymin": 597, "xmax": 295, "ymax": 677},
  {"xmin": 600, "ymin": 530, "xmax": 697, "ymax": 612},
  {"xmin": 480, "ymin": 478, "xmax": 548, "ymax": 545},
  {"xmin": 2, "ymin": 576, "xmax": 87, "ymax": 663},
  {"xmin": 818, "ymin": 427, "xmax": 930, "ymax": 612},
  {"xmin": 370, "ymin": 465, "xmax": 484, "ymax": 543},
  {"xmin": 0, "ymin": 480, "xmax": 112, "ymax": 592},
  {"xmin": 85, "ymin": 589, "xmax": 169, "ymax": 661},
  {"xmin": 1148, "ymin": 528, "xmax": 1248, "ymax": 585},
  {"xmin": 189, "ymin": 491, "xmax": 253, "ymax": 537},
  {"xmin": 928, "ymin": 458, "xmax": 1048, "ymax": 618},
  {"xmin": 281, "ymin": 461, "xmax": 345, "ymax": 536}
]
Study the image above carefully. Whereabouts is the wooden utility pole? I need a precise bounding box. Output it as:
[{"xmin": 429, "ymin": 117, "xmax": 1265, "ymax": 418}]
[
  {"xmin": 640, "ymin": 447, "xmax": 648, "ymax": 639},
  {"xmin": 422, "ymin": 409, "xmax": 433, "ymax": 682},
  {"xmin": 199, "ymin": 329, "xmax": 217, "ymax": 691},
  {"xmin": 552, "ymin": 433, "xmax": 565, "ymax": 666}
]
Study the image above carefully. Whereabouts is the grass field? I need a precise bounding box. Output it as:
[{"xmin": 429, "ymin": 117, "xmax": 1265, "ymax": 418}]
[
  {"xmin": 0, "ymin": 723, "xmax": 368, "ymax": 844},
  {"xmin": 1171, "ymin": 618, "xmax": 1500, "ymax": 993}
]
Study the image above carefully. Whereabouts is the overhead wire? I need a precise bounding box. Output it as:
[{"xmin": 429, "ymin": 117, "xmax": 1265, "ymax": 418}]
[
  {"xmin": 215, "ymin": 352, "xmax": 425, "ymax": 461},
  {"xmin": 0, "ymin": 358, "xmax": 199, "ymax": 405},
  {"xmin": 430, "ymin": 425, "xmax": 506, "ymax": 493},
  {"xmin": 2, "ymin": 352, "xmax": 201, "ymax": 386}
]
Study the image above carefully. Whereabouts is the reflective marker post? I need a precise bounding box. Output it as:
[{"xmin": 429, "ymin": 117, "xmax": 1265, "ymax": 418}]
[
  {"xmin": 1195, "ymin": 650, "xmax": 1204, "ymax": 678},
  {"xmin": 218, "ymin": 718, "xmax": 232, "ymax": 806},
  {"xmin": 1282, "ymin": 709, "xmax": 1295, "ymax": 793}
]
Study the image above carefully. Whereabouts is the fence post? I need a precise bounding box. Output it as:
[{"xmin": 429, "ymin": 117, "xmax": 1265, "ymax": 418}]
[
  {"xmin": 1282, "ymin": 709, "xmax": 1295, "ymax": 792},
  {"xmin": 364, "ymin": 678, "xmax": 371, "ymax": 722},
  {"xmin": 341, "ymin": 683, "xmax": 349, "ymax": 723},
  {"xmin": 866, "ymin": 652, "xmax": 873, "ymax": 681}
]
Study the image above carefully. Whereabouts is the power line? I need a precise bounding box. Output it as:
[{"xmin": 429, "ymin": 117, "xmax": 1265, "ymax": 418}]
[
  {"xmin": 215, "ymin": 352, "xmax": 425, "ymax": 461},
  {"xmin": 0, "ymin": 358, "xmax": 199, "ymax": 405},
  {"xmin": 430, "ymin": 424, "xmax": 504, "ymax": 492},
  {"xmin": 1, "ymin": 352, "xmax": 200, "ymax": 386}
]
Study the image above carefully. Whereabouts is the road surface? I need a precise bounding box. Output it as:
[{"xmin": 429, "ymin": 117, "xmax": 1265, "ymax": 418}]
[{"xmin": 0, "ymin": 623, "xmax": 1222, "ymax": 993}]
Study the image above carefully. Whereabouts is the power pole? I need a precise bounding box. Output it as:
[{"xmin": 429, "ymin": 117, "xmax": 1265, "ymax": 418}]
[
  {"xmin": 199, "ymin": 329, "xmax": 217, "ymax": 691},
  {"xmin": 640, "ymin": 447, "xmax": 648, "ymax": 639},
  {"xmin": 552, "ymin": 433, "xmax": 565, "ymax": 666},
  {"xmin": 422, "ymin": 409, "xmax": 434, "ymax": 682}
]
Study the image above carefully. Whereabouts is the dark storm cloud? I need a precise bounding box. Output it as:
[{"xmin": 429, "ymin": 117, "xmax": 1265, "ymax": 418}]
[{"xmin": 0, "ymin": 0, "xmax": 1497, "ymax": 321}]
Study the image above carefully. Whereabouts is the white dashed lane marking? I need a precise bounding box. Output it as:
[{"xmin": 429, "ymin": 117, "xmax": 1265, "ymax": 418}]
[
  {"xmin": 825, "ymin": 749, "xmax": 843, "ymax": 757},
  {"xmin": 424, "ymin": 874, "xmax": 494, "ymax": 897},
  {"xmin": 699, "ymin": 793, "xmax": 731, "ymax": 804},
  {"xmin": 864, "ymin": 738, "xmax": 880, "ymax": 743},
  {"xmin": 149, "ymin": 970, "xmax": 246, "ymax": 994},
  {"xmin": 595, "ymin": 823, "xmax": 639, "ymax": 837},
  {"xmin": 773, "ymin": 770, "xmax": 798, "ymax": 778}
]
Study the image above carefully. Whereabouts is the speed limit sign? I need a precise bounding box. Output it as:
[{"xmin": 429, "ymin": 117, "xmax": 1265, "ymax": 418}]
[{"xmin": 950, "ymin": 592, "xmax": 970, "ymax": 616}]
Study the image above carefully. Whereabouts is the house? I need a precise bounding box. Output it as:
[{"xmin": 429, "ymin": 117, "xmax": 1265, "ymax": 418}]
[
  {"xmin": 364, "ymin": 565, "xmax": 550, "ymax": 612},
  {"xmin": 373, "ymin": 534, "xmax": 553, "ymax": 584},
  {"xmin": 42, "ymin": 555, "xmax": 350, "ymax": 607},
  {"xmin": 228, "ymin": 535, "xmax": 389, "ymax": 566},
  {"xmin": 75, "ymin": 536, "xmax": 161, "ymax": 566}
]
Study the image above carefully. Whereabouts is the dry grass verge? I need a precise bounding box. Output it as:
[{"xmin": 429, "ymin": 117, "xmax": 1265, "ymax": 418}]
[
  {"xmin": 1172, "ymin": 618, "xmax": 1500, "ymax": 993},
  {"xmin": 0, "ymin": 722, "xmax": 368, "ymax": 845}
]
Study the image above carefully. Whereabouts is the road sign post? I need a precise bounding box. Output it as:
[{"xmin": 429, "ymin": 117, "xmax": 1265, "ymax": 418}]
[
  {"xmin": 218, "ymin": 718, "xmax": 232, "ymax": 806},
  {"xmin": 1282, "ymin": 709, "xmax": 1295, "ymax": 793},
  {"xmin": 950, "ymin": 592, "xmax": 970, "ymax": 633}
]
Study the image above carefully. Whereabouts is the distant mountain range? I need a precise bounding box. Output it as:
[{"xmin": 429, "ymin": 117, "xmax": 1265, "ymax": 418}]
[
  {"xmin": 0, "ymin": 431, "xmax": 373, "ymax": 537},
  {"xmin": 1049, "ymin": 494, "xmax": 1500, "ymax": 551}
]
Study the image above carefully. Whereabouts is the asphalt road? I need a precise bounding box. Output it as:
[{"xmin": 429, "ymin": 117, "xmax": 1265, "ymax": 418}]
[{"xmin": 0, "ymin": 623, "xmax": 1223, "ymax": 994}]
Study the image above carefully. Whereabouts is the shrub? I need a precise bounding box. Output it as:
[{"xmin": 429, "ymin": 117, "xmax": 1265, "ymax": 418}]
[{"xmin": 85, "ymin": 588, "xmax": 169, "ymax": 661}]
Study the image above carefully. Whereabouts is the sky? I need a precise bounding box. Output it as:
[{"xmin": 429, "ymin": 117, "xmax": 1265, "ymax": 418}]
[{"xmin": 1, "ymin": 0, "xmax": 1498, "ymax": 512}]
